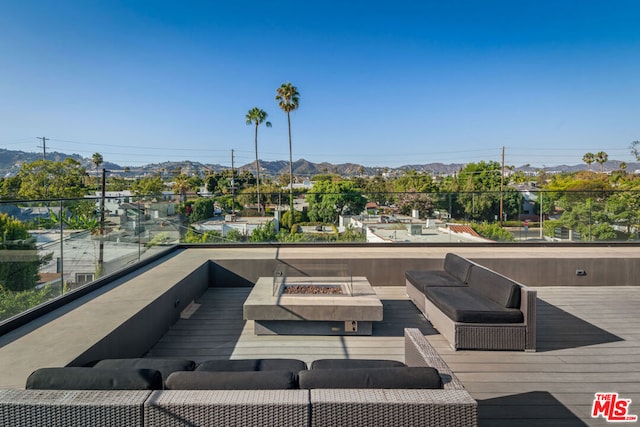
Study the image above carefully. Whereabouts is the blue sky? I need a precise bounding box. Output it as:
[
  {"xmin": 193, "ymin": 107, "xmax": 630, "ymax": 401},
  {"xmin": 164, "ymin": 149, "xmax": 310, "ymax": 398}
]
[{"xmin": 1, "ymin": 1, "xmax": 639, "ymax": 168}]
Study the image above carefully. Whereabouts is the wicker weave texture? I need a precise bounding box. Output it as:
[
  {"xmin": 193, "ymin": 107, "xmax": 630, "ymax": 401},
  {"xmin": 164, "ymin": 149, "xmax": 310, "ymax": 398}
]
[
  {"xmin": 144, "ymin": 390, "xmax": 309, "ymax": 427},
  {"xmin": 0, "ymin": 389, "xmax": 149, "ymax": 427},
  {"xmin": 456, "ymin": 324, "xmax": 526, "ymax": 350},
  {"xmin": 404, "ymin": 328, "xmax": 465, "ymax": 390},
  {"xmin": 310, "ymin": 389, "xmax": 477, "ymax": 427}
]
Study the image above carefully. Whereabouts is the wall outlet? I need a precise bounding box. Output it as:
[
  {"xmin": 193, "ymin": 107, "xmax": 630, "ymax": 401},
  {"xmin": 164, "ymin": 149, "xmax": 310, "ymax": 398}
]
[
  {"xmin": 576, "ymin": 269, "xmax": 587, "ymax": 276},
  {"xmin": 345, "ymin": 321, "xmax": 358, "ymax": 332}
]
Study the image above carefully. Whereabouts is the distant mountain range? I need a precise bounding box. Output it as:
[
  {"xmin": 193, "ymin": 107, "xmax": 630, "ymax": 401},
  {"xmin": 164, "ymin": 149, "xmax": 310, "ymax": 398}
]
[{"xmin": 1, "ymin": 148, "xmax": 638, "ymax": 178}]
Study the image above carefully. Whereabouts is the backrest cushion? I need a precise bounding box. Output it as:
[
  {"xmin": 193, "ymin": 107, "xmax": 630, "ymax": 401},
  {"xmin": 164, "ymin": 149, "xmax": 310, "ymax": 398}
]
[
  {"xmin": 26, "ymin": 367, "xmax": 163, "ymax": 390},
  {"xmin": 299, "ymin": 367, "xmax": 442, "ymax": 389},
  {"xmin": 443, "ymin": 253, "xmax": 474, "ymax": 283},
  {"xmin": 195, "ymin": 359, "xmax": 260, "ymax": 371},
  {"xmin": 311, "ymin": 359, "xmax": 406, "ymax": 370},
  {"xmin": 196, "ymin": 358, "xmax": 307, "ymax": 372},
  {"xmin": 467, "ymin": 265, "xmax": 521, "ymax": 308},
  {"xmin": 166, "ymin": 370, "xmax": 298, "ymax": 390},
  {"xmin": 93, "ymin": 358, "xmax": 195, "ymax": 382}
]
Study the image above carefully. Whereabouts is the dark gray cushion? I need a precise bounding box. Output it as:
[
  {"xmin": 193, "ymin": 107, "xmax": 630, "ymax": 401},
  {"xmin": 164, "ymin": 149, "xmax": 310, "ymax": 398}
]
[
  {"xmin": 405, "ymin": 270, "xmax": 466, "ymax": 293},
  {"xmin": 166, "ymin": 370, "xmax": 298, "ymax": 390},
  {"xmin": 311, "ymin": 359, "xmax": 406, "ymax": 370},
  {"xmin": 196, "ymin": 358, "xmax": 307, "ymax": 372},
  {"xmin": 443, "ymin": 253, "xmax": 475, "ymax": 283},
  {"xmin": 93, "ymin": 358, "xmax": 196, "ymax": 382},
  {"xmin": 425, "ymin": 286, "xmax": 524, "ymax": 323},
  {"xmin": 466, "ymin": 265, "xmax": 521, "ymax": 308},
  {"xmin": 26, "ymin": 367, "xmax": 163, "ymax": 390},
  {"xmin": 299, "ymin": 367, "xmax": 442, "ymax": 389}
]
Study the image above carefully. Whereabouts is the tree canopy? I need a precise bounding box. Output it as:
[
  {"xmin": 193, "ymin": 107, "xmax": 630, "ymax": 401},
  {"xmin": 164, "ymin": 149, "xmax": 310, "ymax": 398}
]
[
  {"xmin": 307, "ymin": 180, "xmax": 367, "ymax": 223},
  {"xmin": 17, "ymin": 159, "xmax": 86, "ymax": 199}
]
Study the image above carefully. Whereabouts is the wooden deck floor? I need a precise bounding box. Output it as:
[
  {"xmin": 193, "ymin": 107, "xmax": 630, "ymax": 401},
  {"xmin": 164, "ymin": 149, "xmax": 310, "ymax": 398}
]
[{"xmin": 146, "ymin": 286, "xmax": 640, "ymax": 427}]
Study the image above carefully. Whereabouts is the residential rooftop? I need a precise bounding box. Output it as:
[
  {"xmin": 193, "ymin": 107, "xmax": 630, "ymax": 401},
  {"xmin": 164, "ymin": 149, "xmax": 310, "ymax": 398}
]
[{"xmin": 0, "ymin": 244, "xmax": 639, "ymax": 426}]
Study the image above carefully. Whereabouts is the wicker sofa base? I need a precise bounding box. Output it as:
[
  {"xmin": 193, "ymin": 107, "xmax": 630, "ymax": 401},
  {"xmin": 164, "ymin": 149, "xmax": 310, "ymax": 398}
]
[
  {"xmin": 424, "ymin": 295, "xmax": 527, "ymax": 351},
  {"xmin": 145, "ymin": 389, "xmax": 309, "ymax": 427},
  {"xmin": 408, "ymin": 277, "xmax": 536, "ymax": 352},
  {"xmin": 311, "ymin": 388, "xmax": 477, "ymax": 427},
  {"xmin": 0, "ymin": 329, "xmax": 477, "ymax": 427},
  {"xmin": 0, "ymin": 390, "xmax": 151, "ymax": 427}
]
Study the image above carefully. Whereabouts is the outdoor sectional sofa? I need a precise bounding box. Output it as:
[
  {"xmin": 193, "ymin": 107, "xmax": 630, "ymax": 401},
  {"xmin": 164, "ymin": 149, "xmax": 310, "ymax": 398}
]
[
  {"xmin": 0, "ymin": 328, "xmax": 477, "ymax": 427},
  {"xmin": 406, "ymin": 253, "xmax": 537, "ymax": 351}
]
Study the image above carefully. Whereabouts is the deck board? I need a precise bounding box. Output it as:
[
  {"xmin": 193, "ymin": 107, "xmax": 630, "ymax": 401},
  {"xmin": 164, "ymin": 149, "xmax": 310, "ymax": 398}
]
[{"xmin": 146, "ymin": 285, "xmax": 640, "ymax": 427}]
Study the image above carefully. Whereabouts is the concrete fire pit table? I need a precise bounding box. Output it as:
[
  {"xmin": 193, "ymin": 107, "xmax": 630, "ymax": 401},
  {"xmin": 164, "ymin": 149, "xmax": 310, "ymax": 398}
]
[{"xmin": 243, "ymin": 276, "xmax": 383, "ymax": 336}]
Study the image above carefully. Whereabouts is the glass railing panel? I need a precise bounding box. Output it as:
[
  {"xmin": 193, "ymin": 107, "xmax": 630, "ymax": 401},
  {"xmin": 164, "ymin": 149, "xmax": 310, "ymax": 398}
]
[
  {"xmin": 0, "ymin": 199, "xmax": 62, "ymax": 322},
  {"xmin": 272, "ymin": 260, "xmax": 352, "ymax": 297}
]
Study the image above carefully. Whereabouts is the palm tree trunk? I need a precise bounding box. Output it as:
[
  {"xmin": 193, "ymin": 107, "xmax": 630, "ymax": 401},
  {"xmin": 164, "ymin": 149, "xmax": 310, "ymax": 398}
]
[
  {"xmin": 287, "ymin": 111, "xmax": 294, "ymax": 226},
  {"xmin": 254, "ymin": 123, "xmax": 261, "ymax": 214}
]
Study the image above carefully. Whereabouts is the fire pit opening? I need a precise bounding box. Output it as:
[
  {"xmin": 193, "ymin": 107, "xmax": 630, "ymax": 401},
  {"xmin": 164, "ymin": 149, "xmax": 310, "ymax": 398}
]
[{"xmin": 281, "ymin": 283, "xmax": 345, "ymax": 295}]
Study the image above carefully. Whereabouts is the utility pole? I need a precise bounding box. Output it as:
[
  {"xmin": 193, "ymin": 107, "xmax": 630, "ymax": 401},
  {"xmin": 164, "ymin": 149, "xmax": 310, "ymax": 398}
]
[
  {"xmin": 37, "ymin": 136, "xmax": 49, "ymax": 160},
  {"xmin": 499, "ymin": 146, "xmax": 505, "ymax": 226},
  {"xmin": 231, "ymin": 150, "xmax": 236, "ymax": 218}
]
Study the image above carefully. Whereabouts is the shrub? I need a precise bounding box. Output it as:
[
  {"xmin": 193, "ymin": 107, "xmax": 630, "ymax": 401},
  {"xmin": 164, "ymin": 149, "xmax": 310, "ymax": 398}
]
[{"xmin": 471, "ymin": 222, "xmax": 514, "ymax": 241}]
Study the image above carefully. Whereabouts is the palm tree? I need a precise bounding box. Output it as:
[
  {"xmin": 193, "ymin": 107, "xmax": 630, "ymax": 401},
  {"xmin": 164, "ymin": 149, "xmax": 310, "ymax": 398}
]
[
  {"xmin": 92, "ymin": 152, "xmax": 104, "ymax": 187},
  {"xmin": 582, "ymin": 153, "xmax": 595, "ymax": 171},
  {"xmin": 595, "ymin": 151, "xmax": 608, "ymax": 173},
  {"xmin": 275, "ymin": 82, "xmax": 300, "ymax": 225},
  {"xmin": 173, "ymin": 175, "xmax": 190, "ymax": 203},
  {"xmin": 245, "ymin": 107, "xmax": 271, "ymax": 214},
  {"xmin": 631, "ymin": 141, "xmax": 640, "ymax": 161}
]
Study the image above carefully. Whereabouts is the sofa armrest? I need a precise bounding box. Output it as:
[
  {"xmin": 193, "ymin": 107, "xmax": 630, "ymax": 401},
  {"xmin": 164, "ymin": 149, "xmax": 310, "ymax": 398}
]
[
  {"xmin": 521, "ymin": 287, "xmax": 537, "ymax": 351},
  {"xmin": 404, "ymin": 328, "xmax": 465, "ymax": 390}
]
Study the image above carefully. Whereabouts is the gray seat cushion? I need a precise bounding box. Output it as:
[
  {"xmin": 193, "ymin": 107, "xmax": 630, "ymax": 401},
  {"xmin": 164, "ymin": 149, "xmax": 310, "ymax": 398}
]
[
  {"xmin": 425, "ymin": 286, "xmax": 524, "ymax": 323},
  {"xmin": 93, "ymin": 358, "xmax": 196, "ymax": 382},
  {"xmin": 299, "ymin": 367, "xmax": 442, "ymax": 389},
  {"xmin": 195, "ymin": 358, "xmax": 307, "ymax": 372},
  {"xmin": 311, "ymin": 359, "xmax": 405, "ymax": 370},
  {"xmin": 26, "ymin": 367, "xmax": 163, "ymax": 390},
  {"xmin": 166, "ymin": 370, "xmax": 298, "ymax": 390},
  {"xmin": 466, "ymin": 265, "xmax": 521, "ymax": 308}
]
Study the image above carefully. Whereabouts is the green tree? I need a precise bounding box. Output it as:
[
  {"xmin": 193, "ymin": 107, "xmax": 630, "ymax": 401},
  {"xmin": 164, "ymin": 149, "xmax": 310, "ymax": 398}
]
[
  {"xmin": 0, "ymin": 213, "xmax": 45, "ymax": 291},
  {"xmin": 250, "ymin": 220, "xmax": 278, "ymax": 242},
  {"xmin": 453, "ymin": 161, "xmax": 503, "ymax": 221},
  {"xmin": 280, "ymin": 210, "xmax": 306, "ymax": 228},
  {"xmin": 225, "ymin": 229, "xmax": 244, "ymax": 242},
  {"xmin": 18, "ymin": 159, "xmax": 86, "ymax": 199},
  {"xmin": 276, "ymin": 82, "xmax": 300, "ymax": 226},
  {"xmin": 246, "ymin": 107, "xmax": 272, "ymax": 214},
  {"xmin": 189, "ymin": 198, "xmax": 215, "ymax": 222},
  {"xmin": 0, "ymin": 285, "xmax": 52, "ymax": 322},
  {"xmin": 307, "ymin": 180, "xmax": 367, "ymax": 223},
  {"xmin": 394, "ymin": 170, "xmax": 435, "ymax": 193},
  {"xmin": 0, "ymin": 175, "xmax": 21, "ymax": 199},
  {"xmin": 471, "ymin": 222, "xmax": 514, "ymax": 241},
  {"xmin": 131, "ymin": 176, "xmax": 165, "ymax": 199},
  {"xmin": 362, "ymin": 175, "xmax": 392, "ymax": 206}
]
